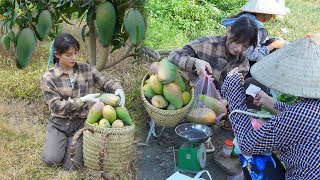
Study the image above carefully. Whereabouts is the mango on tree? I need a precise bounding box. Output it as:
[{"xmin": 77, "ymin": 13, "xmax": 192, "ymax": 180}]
[
  {"xmin": 37, "ymin": 10, "xmax": 52, "ymax": 40},
  {"xmin": 95, "ymin": 2, "xmax": 116, "ymax": 47},
  {"xmin": 16, "ymin": 28, "xmax": 36, "ymax": 68}
]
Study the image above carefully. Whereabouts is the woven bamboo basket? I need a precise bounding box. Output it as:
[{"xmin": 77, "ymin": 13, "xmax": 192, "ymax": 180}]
[
  {"xmin": 141, "ymin": 71, "xmax": 195, "ymax": 128},
  {"xmin": 71, "ymin": 122, "xmax": 135, "ymax": 174}
]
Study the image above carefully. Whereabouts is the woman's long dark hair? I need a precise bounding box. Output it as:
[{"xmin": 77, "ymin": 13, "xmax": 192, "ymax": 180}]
[
  {"xmin": 53, "ymin": 33, "xmax": 80, "ymax": 64},
  {"xmin": 229, "ymin": 16, "xmax": 258, "ymax": 48}
]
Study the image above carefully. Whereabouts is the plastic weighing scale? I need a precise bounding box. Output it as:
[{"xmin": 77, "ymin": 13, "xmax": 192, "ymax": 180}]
[{"xmin": 175, "ymin": 123, "xmax": 213, "ymax": 173}]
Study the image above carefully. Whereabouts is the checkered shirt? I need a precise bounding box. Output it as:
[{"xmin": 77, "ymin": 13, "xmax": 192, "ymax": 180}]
[
  {"xmin": 168, "ymin": 35, "xmax": 249, "ymax": 88},
  {"xmin": 40, "ymin": 63, "xmax": 123, "ymax": 120},
  {"xmin": 221, "ymin": 74, "xmax": 320, "ymax": 179}
]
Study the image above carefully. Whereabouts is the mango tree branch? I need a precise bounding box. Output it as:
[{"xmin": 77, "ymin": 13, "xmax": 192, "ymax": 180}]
[
  {"xmin": 117, "ymin": 0, "xmax": 133, "ymax": 10},
  {"xmin": 88, "ymin": 19, "xmax": 97, "ymax": 65},
  {"xmin": 104, "ymin": 44, "xmax": 134, "ymax": 69},
  {"xmin": 96, "ymin": 45, "xmax": 111, "ymax": 71}
]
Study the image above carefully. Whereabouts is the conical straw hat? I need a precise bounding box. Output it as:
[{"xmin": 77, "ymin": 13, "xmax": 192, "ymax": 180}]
[
  {"xmin": 251, "ymin": 37, "xmax": 320, "ymax": 98},
  {"xmin": 240, "ymin": 0, "xmax": 287, "ymax": 16}
]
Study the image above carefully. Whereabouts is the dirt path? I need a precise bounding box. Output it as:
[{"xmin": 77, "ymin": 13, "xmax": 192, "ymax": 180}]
[
  {"xmin": 0, "ymin": 97, "xmax": 234, "ymax": 179},
  {"xmin": 135, "ymin": 123, "xmax": 233, "ymax": 179}
]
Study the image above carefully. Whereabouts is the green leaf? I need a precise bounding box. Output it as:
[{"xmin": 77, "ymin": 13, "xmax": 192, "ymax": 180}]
[
  {"xmin": 61, "ymin": 14, "xmax": 74, "ymax": 25},
  {"xmin": 81, "ymin": 25, "xmax": 87, "ymax": 42},
  {"xmin": 86, "ymin": 6, "xmax": 95, "ymax": 25}
]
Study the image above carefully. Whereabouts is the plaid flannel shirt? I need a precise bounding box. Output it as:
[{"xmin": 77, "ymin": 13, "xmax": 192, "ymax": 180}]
[
  {"xmin": 221, "ymin": 75, "xmax": 320, "ymax": 179},
  {"xmin": 168, "ymin": 35, "xmax": 249, "ymax": 88},
  {"xmin": 40, "ymin": 63, "xmax": 123, "ymax": 120}
]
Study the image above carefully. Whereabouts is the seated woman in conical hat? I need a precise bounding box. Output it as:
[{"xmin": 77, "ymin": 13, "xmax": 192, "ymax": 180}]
[{"xmin": 222, "ymin": 37, "xmax": 320, "ymax": 179}]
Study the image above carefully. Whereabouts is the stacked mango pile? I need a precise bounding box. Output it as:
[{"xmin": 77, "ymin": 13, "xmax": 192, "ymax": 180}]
[
  {"xmin": 86, "ymin": 93, "xmax": 133, "ymax": 128},
  {"xmin": 143, "ymin": 59, "xmax": 191, "ymax": 110}
]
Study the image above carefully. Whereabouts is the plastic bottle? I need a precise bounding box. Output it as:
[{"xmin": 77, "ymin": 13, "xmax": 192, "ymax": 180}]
[{"xmin": 222, "ymin": 139, "xmax": 233, "ymax": 158}]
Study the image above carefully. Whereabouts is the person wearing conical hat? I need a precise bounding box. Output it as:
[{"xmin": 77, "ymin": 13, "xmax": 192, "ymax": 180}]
[
  {"xmin": 221, "ymin": 0, "xmax": 288, "ymax": 64},
  {"xmin": 221, "ymin": 37, "xmax": 320, "ymax": 179}
]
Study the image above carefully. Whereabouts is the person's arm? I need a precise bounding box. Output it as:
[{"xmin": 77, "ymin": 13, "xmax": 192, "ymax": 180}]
[
  {"xmin": 244, "ymin": 45, "xmax": 270, "ymax": 62},
  {"xmin": 40, "ymin": 77, "xmax": 84, "ymax": 117},
  {"xmin": 221, "ymin": 74, "xmax": 279, "ymax": 154},
  {"xmin": 91, "ymin": 65, "xmax": 123, "ymax": 93},
  {"xmin": 236, "ymin": 56, "xmax": 250, "ymax": 78},
  {"xmin": 254, "ymin": 90, "xmax": 289, "ymax": 113},
  {"xmin": 168, "ymin": 45, "xmax": 212, "ymax": 76},
  {"xmin": 167, "ymin": 45, "xmax": 198, "ymax": 72}
]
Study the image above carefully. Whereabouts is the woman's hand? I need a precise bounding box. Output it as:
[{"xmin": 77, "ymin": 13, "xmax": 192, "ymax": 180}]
[
  {"xmin": 253, "ymin": 90, "xmax": 271, "ymax": 106},
  {"xmin": 115, "ymin": 89, "xmax": 125, "ymax": 107},
  {"xmin": 194, "ymin": 59, "xmax": 212, "ymax": 76},
  {"xmin": 227, "ymin": 67, "xmax": 244, "ymax": 82}
]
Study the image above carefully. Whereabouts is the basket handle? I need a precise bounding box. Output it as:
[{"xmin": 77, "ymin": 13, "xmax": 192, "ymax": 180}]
[
  {"xmin": 70, "ymin": 127, "xmax": 94, "ymax": 169},
  {"xmin": 70, "ymin": 127, "xmax": 109, "ymax": 179},
  {"xmin": 99, "ymin": 133, "xmax": 110, "ymax": 179},
  {"xmin": 229, "ymin": 109, "xmax": 273, "ymax": 120}
]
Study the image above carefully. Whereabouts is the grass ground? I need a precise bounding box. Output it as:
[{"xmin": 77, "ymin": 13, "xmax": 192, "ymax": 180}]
[{"xmin": 0, "ymin": 0, "xmax": 320, "ymax": 178}]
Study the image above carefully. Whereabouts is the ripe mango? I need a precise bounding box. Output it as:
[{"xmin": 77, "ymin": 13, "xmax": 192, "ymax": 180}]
[
  {"xmin": 173, "ymin": 71, "xmax": 187, "ymax": 92},
  {"xmin": 102, "ymin": 105, "xmax": 117, "ymax": 123},
  {"xmin": 149, "ymin": 74, "xmax": 163, "ymax": 94},
  {"xmin": 115, "ymin": 107, "xmax": 133, "ymax": 125},
  {"xmin": 96, "ymin": 2, "xmax": 116, "ymax": 47},
  {"xmin": 100, "ymin": 93, "xmax": 120, "ymax": 107},
  {"xmin": 163, "ymin": 82, "xmax": 183, "ymax": 109},
  {"xmin": 186, "ymin": 108, "xmax": 217, "ymax": 124},
  {"xmin": 149, "ymin": 62, "xmax": 159, "ymax": 75},
  {"xmin": 112, "ymin": 119, "xmax": 124, "ymax": 128},
  {"xmin": 157, "ymin": 59, "xmax": 177, "ymax": 84},
  {"xmin": 143, "ymin": 83, "xmax": 156, "ymax": 99},
  {"xmin": 37, "ymin": 10, "xmax": 52, "ymax": 39},
  {"xmin": 16, "ymin": 28, "xmax": 35, "ymax": 68},
  {"xmin": 99, "ymin": 118, "xmax": 111, "ymax": 128},
  {"xmin": 182, "ymin": 91, "xmax": 191, "ymax": 105},
  {"xmin": 199, "ymin": 95, "xmax": 227, "ymax": 116},
  {"xmin": 86, "ymin": 101, "xmax": 104, "ymax": 124},
  {"xmin": 166, "ymin": 104, "xmax": 176, "ymax": 110},
  {"xmin": 151, "ymin": 95, "xmax": 169, "ymax": 109},
  {"xmin": 124, "ymin": 8, "xmax": 145, "ymax": 46}
]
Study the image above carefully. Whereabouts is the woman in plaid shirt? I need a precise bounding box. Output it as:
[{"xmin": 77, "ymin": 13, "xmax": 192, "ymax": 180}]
[
  {"xmin": 40, "ymin": 33, "xmax": 125, "ymax": 170},
  {"xmin": 222, "ymin": 38, "xmax": 320, "ymax": 179}
]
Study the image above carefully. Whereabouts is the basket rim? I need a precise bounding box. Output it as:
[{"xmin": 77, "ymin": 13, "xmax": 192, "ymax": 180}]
[
  {"xmin": 85, "ymin": 121, "xmax": 135, "ymax": 133},
  {"xmin": 141, "ymin": 71, "xmax": 195, "ymax": 114}
]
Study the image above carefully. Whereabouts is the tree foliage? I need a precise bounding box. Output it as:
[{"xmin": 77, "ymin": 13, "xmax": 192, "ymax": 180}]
[{"xmin": 0, "ymin": 0, "xmax": 151, "ymax": 70}]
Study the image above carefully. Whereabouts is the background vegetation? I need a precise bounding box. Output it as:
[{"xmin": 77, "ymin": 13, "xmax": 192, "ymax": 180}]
[{"xmin": 0, "ymin": 0, "xmax": 320, "ymax": 178}]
